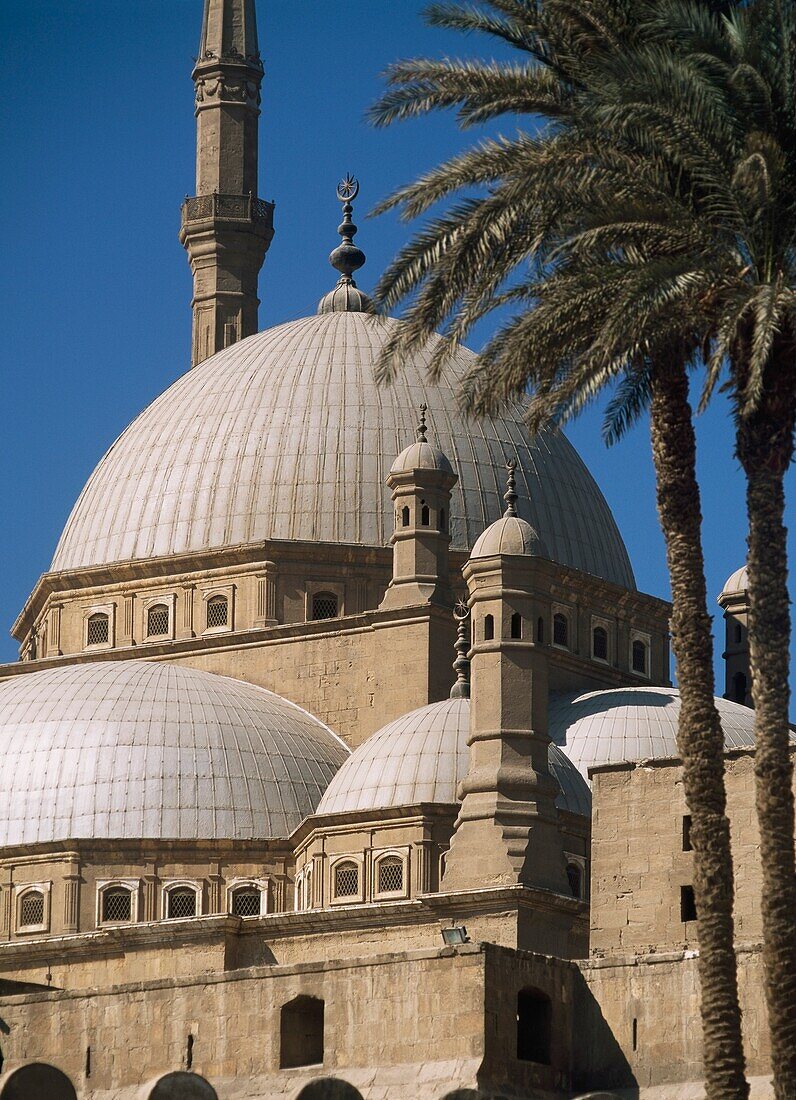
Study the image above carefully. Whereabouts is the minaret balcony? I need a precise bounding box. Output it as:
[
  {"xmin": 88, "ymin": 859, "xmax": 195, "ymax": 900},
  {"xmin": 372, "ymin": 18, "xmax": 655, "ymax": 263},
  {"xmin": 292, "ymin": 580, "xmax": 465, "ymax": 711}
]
[{"xmin": 181, "ymin": 193, "xmax": 274, "ymax": 237}]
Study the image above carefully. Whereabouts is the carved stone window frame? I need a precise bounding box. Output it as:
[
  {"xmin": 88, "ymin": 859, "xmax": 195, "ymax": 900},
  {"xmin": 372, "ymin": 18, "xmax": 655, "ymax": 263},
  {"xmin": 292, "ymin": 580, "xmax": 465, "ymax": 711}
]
[
  {"xmin": 328, "ymin": 853, "xmax": 364, "ymax": 905},
  {"xmin": 96, "ymin": 879, "xmax": 140, "ymax": 926},
  {"xmin": 372, "ymin": 847, "xmax": 410, "ymax": 901},
  {"xmin": 83, "ymin": 602, "xmax": 116, "ymax": 651},
  {"xmin": 630, "ymin": 629, "xmax": 652, "ymax": 678},
  {"xmin": 305, "ymin": 582, "xmax": 345, "ymax": 622},
  {"xmin": 161, "ymin": 879, "xmax": 203, "ymax": 920},
  {"xmin": 141, "ymin": 592, "xmax": 177, "ymax": 642},
  {"xmin": 564, "ymin": 852, "xmax": 588, "ymax": 901},
  {"xmin": 226, "ymin": 877, "xmax": 269, "ymax": 918},
  {"xmin": 15, "ymin": 881, "xmax": 51, "ymax": 934},
  {"xmin": 201, "ymin": 584, "xmax": 235, "ymax": 636},
  {"xmin": 590, "ymin": 615, "xmax": 613, "ymax": 665}
]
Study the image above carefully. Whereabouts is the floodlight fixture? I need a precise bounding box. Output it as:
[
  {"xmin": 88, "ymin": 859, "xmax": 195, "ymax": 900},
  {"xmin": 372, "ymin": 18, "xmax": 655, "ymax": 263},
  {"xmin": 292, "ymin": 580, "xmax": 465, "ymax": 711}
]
[{"xmin": 441, "ymin": 925, "xmax": 469, "ymax": 946}]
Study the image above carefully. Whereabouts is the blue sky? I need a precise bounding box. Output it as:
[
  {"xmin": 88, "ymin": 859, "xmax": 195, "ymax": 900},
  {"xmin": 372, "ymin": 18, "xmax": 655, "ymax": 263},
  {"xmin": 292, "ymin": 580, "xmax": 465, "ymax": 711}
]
[{"xmin": 1, "ymin": 0, "xmax": 792, "ymax": 701}]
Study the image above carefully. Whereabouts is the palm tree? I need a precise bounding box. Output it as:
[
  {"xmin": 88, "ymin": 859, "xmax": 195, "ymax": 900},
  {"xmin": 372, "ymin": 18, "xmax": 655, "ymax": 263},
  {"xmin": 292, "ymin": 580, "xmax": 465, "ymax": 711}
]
[{"xmin": 369, "ymin": 1, "xmax": 794, "ymax": 1095}]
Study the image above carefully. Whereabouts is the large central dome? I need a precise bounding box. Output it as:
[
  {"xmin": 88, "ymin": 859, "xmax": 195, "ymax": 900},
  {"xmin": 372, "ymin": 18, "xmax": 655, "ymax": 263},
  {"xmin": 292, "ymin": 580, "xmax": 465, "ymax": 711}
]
[{"xmin": 52, "ymin": 312, "xmax": 634, "ymax": 588}]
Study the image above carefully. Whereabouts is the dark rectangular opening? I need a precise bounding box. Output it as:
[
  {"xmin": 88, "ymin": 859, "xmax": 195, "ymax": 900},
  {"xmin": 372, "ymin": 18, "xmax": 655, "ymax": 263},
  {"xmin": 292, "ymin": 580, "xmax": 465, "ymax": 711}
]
[
  {"xmin": 682, "ymin": 815, "xmax": 692, "ymax": 851},
  {"xmin": 680, "ymin": 885, "xmax": 697, "ymax": 922}
]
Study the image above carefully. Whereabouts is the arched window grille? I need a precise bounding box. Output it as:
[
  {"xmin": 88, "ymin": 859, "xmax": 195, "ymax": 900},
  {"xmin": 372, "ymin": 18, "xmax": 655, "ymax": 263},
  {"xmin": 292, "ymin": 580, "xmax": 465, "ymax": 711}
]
[
  {"xmin": 377, "ymin": 855, "xmax": 404, "ymax": 894},
  {"xmin": 484, "ymin": 614, "xmax": 495, "ymax": 641},
  {"xmin": 230, "ymin": 885, "xmax": 262, "ymax": 917},
  {"xmin": 166, "ymin": 886, "xmax": 198, "ymax": 919},
  {"xmin": 632, "ymin": 639, "xmax": 648, "ymax": 674},
  {"xmin": 146, "ymin": 603, "xmax": 170, "ymax": 638},
  {"xmin": 593, "ymin": 626, "xmax": 608, "ymax": 661},
  {"xmin": 553, "ymin": 613, "xmax": 568, "ymax": 647},
  {"xmin": 401, "ymin": 505, "xmax": 410, "ymax": 527},
  {"xmin": 510, "ymin": 613, "xmax": 522, "ymax": 639},
  {"xmin": 206, "ymin": 594, "xmax": 228, "ymax": 629},
  {"xmin": 101, "ymin": 886, "xmax": 132, "ymax": 923},
  {"xmin": 566, "ymin": 863, "xmax": 583, "ymax": 899},
  {"xmin": 19, "ymin": 890, "xmax": 45, "ymax": 928},
  {"xmin": 311, "ymin": 592, "xmax": 338, "ymax": 621},
  {"xmin": 333, "ymin": 861, "xmax": 359, "ymax": 898},
  {"xmin": 86, "ymin": 612, "xmax": 109, "ymax": 646}
]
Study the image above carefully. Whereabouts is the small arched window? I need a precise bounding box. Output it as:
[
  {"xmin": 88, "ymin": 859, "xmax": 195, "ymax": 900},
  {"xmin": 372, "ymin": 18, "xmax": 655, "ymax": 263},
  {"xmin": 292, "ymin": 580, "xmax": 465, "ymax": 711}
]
[
  {"xmin": 632, "ymin": 639, "xmax": 648, "ymax": 674},
  {"xmin": 566, "ymin": 863, "xmax": 583, "ymax": 899},
  {"xmin": 311, "ymin": 592, "xmax": 338, "ymax": 620},
  {"xmin": 146, "ymin": 603, "xmax": 170, "ymax": 638},
  {"xmin": 553, "ymin": 613, "xmax": 568, "ymax": 648},
  {"xmin": 305, "ymin": 867, "xmax": 312, "ymax": 909},
  {"xmin": 484, "ymin": 614, "xmax": 495, "ymax": 641},
  {"xmin": 86, "ymin": 612, "xmax": 109, "ymax": 646},
  {"xmin": 510, "ymin": 613, "xmax": 522, "ymax": 639},
  {"xmin": 536, "ymin": 616, "xmax": 544, "ymax": 643},
  {"xmin": 101, "ymin": 885, "xmax": 132, "ymax": 923},
  {"xmin": 206, "ymin": 594, "xmax": 228, "ymax": 629},
  {"xmin": 166, "ymin": 886, "xmax": 198, "ymax": 919},
  {"xmin": 334, "ymin": 861, "xmax": 359, "ymax": 898},
  {"xmin": 420, "ymin": 503, "xmax": 430, "ymax": 526},
  {"xmin": 440, "ymin": 507, "xmax": 447, "ymax": 532},
  {"xmin": 230, "ymin": 885, "xmax": 262, "ymax": 917},
  {"xmin": 377, "ymin": 855, "xmax": 404, "ymax": 895},
  {"xmin": 733, "ymin": 671, "xmax": 748, "ymax": 704},
  {"xmin": 18, "ymin": 889, "xmax": 45, "ymax": 928},
  {"xmin": 732, "ymin": 621, "xmax": 743, "ymax": 644},
  {"xmin": 401, "ymin": 505, "xmax": 410, "ymax": 527},
  {"xmin": 517, "ymin": 987, "xmax": 552, "ymax": 1064},
  {"xmin": 295, "ymin": 876, "xmax": 304, "ymax": 912},
  {"xmin": 593, "ymin": 626, "xmax": 608, "ymax": 661}
]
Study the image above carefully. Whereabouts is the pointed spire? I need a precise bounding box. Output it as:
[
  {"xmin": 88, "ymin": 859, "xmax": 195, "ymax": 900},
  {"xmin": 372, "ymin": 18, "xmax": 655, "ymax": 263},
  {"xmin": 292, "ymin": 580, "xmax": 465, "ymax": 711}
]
[
  {"xmin": 450, "ymin": 600, "xmax": 471, "ymax": 699},
  {"xmin": 503, "ymin": 458, "xmax": 518, "ymax": 517},
  {"xmin": 416, "ymin": 404, "xmax": 428, "ymax": 443},
  {"xmin": 199, "ymin": 0, "xmax": 261, "ymax": 64}
]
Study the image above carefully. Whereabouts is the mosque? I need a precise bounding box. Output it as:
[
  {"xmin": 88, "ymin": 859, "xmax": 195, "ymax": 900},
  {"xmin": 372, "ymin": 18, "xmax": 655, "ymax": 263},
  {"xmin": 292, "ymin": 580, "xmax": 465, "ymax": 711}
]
[{"xmin": 0, "ymin": 3, "xmax": 776, "ymax": 1099}]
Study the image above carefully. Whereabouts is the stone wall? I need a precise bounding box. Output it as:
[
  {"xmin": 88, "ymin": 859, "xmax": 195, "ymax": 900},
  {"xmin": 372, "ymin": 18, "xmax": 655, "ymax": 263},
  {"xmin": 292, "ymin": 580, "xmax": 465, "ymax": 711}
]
[
  {"xmin": 0, "ymin": 944, "xmax": 576, "ymax": 1100},
  {"xmin": 588, "ymin": 748, "xmax": 794, "ymax": 954}
]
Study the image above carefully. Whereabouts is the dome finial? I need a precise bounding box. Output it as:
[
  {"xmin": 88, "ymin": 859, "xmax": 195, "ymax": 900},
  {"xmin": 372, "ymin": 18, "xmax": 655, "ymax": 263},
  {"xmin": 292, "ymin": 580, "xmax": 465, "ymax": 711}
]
[
  {"xmin": 450, "ymin": 600, "xmax": 471, "ymax": 699},
  {"xmin": 416, "ymin": 403, "xmax": 428, "ymax": 443},
  {"xmin": 330, "ymin": 174, "xmax": 365, "ymax": 284},
  {"xmin": 504, "ymin": 458, "xmax": 518, "ymax": 517}
]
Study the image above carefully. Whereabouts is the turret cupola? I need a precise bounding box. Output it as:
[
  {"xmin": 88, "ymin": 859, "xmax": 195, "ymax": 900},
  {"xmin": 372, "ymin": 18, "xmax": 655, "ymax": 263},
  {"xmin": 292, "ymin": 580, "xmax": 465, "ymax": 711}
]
[
  {"xmin": 379, "ymin": 406, "xmax": 457, "ymax": 611},
  {"xmin": 718, "ymin": 565, "xmax": 752, "ymax": 706}
]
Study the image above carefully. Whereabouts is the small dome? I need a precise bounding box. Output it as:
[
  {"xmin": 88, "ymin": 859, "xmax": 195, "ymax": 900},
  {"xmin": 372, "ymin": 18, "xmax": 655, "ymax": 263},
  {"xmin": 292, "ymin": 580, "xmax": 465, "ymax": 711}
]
[
  {"xmin": 0, "ymin": 661, "xmax": 349, "ymax": 846},
  {"xmin": 721, "ymin": 565, "xmax": 748, "ymax": 598},
  {"xmin": 317, "ymin": 280, "xmax": 373, "ymax": 315},
  {"xmin": 315, "ymin": 696, "xmax": 590, "ymax": 818},
  {"xmin": 390, "ymin": 440, "xmax": 454, "ymax": 477},
  {"xmin": 549, "ymin": 686, "xmax": 758, "ymax": 781},
  {"xmin": 470, "ymin": 514, "xmax": 547, "ymax": 559}
]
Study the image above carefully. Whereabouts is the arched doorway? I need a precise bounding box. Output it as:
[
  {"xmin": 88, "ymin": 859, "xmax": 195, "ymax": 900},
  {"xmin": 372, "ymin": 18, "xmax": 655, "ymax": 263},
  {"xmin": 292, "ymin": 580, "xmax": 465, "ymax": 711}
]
[
  {"xmin": 1, "ymin": 1064, "xmax": 77, "ymax": 1100},
  {"xmin": 148, "ymin": 1071, "xmax": 218, "ymax": 1100}
]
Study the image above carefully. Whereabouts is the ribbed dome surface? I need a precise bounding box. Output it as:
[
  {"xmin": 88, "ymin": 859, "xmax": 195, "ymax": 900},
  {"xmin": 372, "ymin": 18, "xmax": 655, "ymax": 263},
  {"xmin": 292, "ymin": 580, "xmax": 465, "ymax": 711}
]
[
  {"xmin": 721, "ymin": 565, "xmax": 748, "ymax": 597},
  {"xmin": 0, "ymin": 661, "xmax": 349, "ymax": 846},
  {"xmin": 316, "ymin": 697, "xmax": 591, "ymax": 818},
  {"xmin": 51, "ymin": 312, "xmax": 634, "ymax": 588},
  {"xmin": 549, "ymin": 687, "xmax": 757, "ymax": 781},
  {"xmin": 470, "ymin": 514, "xmax": 547, "ymax": 559}
]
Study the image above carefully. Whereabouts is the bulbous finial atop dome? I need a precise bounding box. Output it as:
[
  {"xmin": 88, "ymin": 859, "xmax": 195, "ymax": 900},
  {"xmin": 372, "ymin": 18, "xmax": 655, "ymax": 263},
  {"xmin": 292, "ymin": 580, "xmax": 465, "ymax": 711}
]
[
  {"xmin": 470, "ymin": 454, "xmax": 548, "ymax": 560},
  {"xmin": 450, "ymin": 600, "xmax": 471, "ymax": 699},
  {"xmin": 504, "ymin": 458, "xmax": 518, "ymax": 517},
  {"xmin": 417, "ymin": 404, "xmax": 428, "ymax": 443},
  {"xmin": 317, "ymin": 175, "xmax": 374, "ymax": 315}
]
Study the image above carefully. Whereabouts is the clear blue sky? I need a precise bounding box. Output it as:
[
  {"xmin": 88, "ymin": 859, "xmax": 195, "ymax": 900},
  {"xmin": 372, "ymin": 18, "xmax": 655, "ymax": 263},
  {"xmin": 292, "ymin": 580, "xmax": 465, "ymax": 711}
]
[{"xmin": 1, "ymin": 0, "xmax": 792, "ymax": 701}]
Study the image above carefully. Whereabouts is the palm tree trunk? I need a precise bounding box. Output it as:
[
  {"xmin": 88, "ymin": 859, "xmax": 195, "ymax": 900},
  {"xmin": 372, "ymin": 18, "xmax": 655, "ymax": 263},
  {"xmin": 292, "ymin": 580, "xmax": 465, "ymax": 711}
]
[
  {"xmin": 736, "ymin": 395, "xmax": 796, "ymax": 1100},
  {"xmin": 649, "ymin": 362, "xmax": 748, "ymax": 1100}
]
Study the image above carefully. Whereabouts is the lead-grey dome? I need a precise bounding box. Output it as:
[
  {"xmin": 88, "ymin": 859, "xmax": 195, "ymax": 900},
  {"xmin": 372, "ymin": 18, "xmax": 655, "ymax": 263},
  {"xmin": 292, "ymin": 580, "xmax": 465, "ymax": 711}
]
[
  {"xmin": 316, "ymin": 696, "xmax": 591, "ymax": 819},
  {"xmin": 51, "ymin": 312, "xmax": 634, "ymax": 588},
  {"xmin": 549, "ymin": 686, "xmax": 758, "ymax": 781},
  {"xmin": 0, "ymin": 661, "xmax": 349, "ymax": 846}
]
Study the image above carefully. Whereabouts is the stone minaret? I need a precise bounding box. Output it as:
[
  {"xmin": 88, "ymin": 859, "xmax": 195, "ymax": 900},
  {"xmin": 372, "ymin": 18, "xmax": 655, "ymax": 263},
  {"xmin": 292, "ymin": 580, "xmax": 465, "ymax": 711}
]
[
  {"xmin": 180, "ymin": 0, "xmax": 274, "ymax": 367},
  {"xmin": 718, "ymin": 565, "xmax": 752, "ymax": 706},
  {"xmin": 379, "ymin": 406, "xmax": 458, "ymax": 611},
  {"xmin": 442, "ymin": 462, "xmax": 569, "ymax": 894}
]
